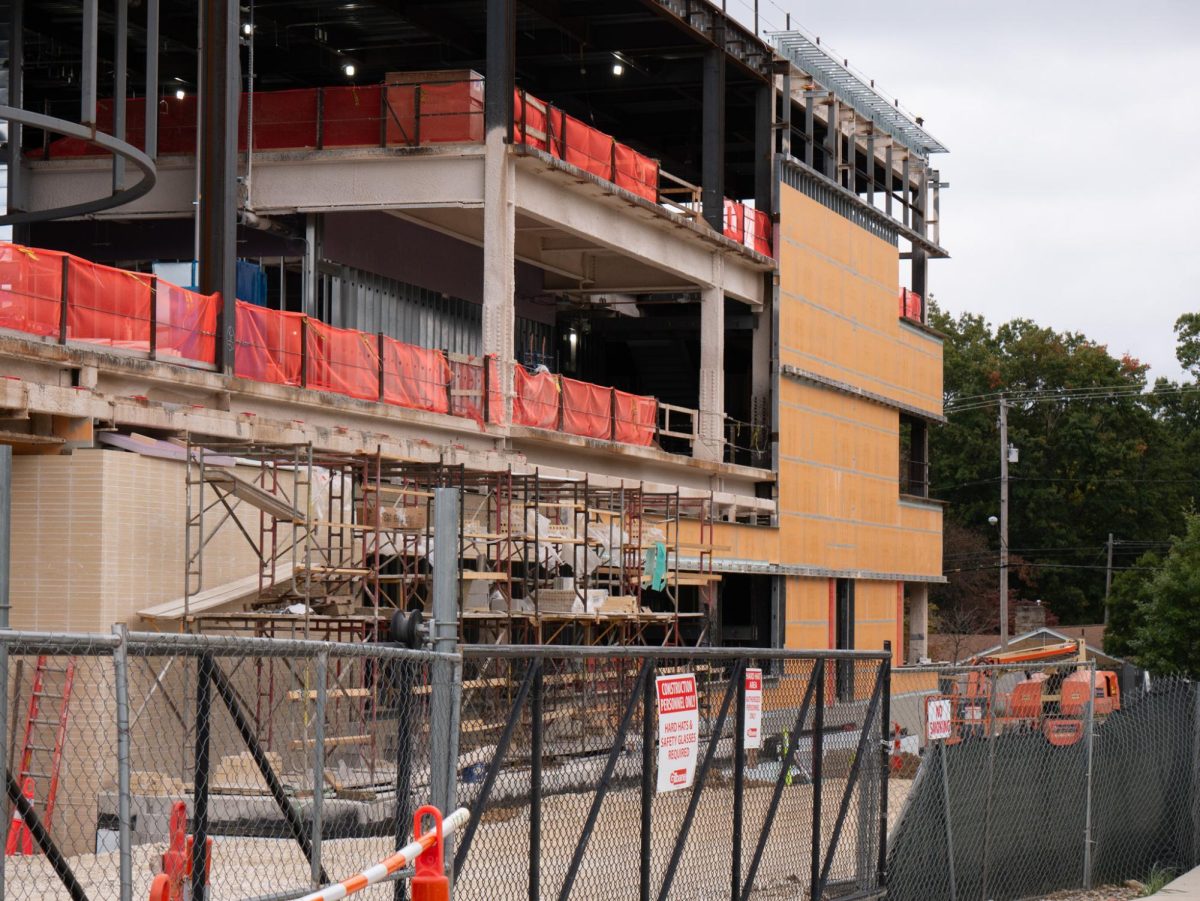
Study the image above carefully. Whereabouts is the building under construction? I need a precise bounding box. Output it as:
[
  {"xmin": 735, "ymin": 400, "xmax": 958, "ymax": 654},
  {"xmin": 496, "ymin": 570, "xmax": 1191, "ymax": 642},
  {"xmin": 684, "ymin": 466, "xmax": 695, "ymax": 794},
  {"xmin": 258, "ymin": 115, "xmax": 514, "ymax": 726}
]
[{"xmin": 0, "ymin": 0, "xmax": 946, "ymax": 661}]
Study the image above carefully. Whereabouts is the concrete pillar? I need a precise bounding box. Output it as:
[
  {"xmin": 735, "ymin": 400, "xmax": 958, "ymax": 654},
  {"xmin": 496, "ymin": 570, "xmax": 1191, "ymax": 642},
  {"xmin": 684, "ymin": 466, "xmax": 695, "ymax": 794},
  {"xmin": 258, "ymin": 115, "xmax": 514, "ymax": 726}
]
[
  {"xmin": 697, "ymin": 254, "xmax": 725, "ymax": 462},
  {"xmin": 483, "ymin": 0, "xmax": 516, "ymax": 423},
  {"xmin": 908, "ymin": 583, "xmax": 929, "ymax": 664}
]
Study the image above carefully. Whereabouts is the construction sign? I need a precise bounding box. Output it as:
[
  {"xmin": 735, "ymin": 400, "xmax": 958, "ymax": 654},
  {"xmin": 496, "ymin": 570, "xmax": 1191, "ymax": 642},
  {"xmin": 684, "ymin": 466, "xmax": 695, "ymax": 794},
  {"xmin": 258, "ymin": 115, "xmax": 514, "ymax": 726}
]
[
  {"xmin": 927, "ymin": 697, "xmax": 952, "ymax": 741},
  {"xmin": 744, "ymin": 668, "xmax": 763, "ymax": 749},
  {"xmin": 656, "ymin": 673, "xmax": 698, "ymax": 793}
]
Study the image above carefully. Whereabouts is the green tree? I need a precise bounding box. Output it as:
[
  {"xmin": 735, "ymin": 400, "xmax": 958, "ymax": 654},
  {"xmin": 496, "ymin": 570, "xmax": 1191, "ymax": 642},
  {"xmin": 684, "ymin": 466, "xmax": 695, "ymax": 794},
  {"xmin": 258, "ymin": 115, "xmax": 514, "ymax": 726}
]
[
  {"xmin": 929, "ymin": 305, "xmax": 1195, "ymax": 625},
  {"xmin": 1105, "ymin": 512, "xmax": 1200, "ymax": 677}
]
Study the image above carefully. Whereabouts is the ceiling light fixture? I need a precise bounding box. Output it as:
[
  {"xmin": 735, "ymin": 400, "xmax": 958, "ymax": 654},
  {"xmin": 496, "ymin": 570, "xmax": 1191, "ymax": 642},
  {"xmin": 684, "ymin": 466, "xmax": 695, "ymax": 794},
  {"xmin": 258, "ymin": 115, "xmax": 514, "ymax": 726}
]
[
  {"xmin": 611, "ymin": 62, "xmax": 624, "ymax": 76},
  {"xmin": 175, "ymin": 88, "xmax": 186, "ymax": 100},
  {"xmin": 343, "ymin": 62, "xmax": 356, "ymax": 77},
  {"xmin": 242, "ymin": 22, "xmax": 253, "ymax": 36}
]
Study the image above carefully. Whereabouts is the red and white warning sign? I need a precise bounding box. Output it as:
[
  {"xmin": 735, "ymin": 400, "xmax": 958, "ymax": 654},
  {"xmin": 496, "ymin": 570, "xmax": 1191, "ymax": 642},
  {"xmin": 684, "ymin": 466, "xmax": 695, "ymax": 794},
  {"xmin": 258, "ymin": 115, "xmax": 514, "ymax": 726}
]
[
  {"xmin": 926, "ymin": 696, "xmax": 952, "ymax": 741},
  {"xmin": 744, "ymin": 668, "xmax": 763, "ymax": 749},
  {"xmin": 656, "ymin": 673, "xmax": 699, "ymax": 794}
]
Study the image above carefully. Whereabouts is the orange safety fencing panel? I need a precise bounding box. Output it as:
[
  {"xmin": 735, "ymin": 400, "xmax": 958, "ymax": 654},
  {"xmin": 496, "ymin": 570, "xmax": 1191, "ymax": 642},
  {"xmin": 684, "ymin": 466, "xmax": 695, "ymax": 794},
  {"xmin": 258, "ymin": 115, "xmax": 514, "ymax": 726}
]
[
  {"xmin": 323, "ymin": 85, "xmax": 383, "ymax": 147},
  {"xmin": 900, "ymin": 289, "xmax": 923, "ymax": 320},
  {"xmin": 514, "ymin": 91, "xmax": 561, "ymax": 154},
  {"xmin": 385, "ymin": 79, "xmax": 484, "ymax": 147},
  {"xmin": 448, "ymin": 356, "xmax": 486, "ymax": 426},
  {"xmin": 561, "ymin": 377, "xmax": 613, "ymax": 440},
  {"xmin": 383, "ymin": 338, "xmax": 451, "ymax": 414},
  {"xmin": 723, "ymin": 200, "xmax": 745, "ymax": 244},
  {"xmin": 306, "ymin": 318, "xmax": 381, "ymax": 401},
  {"xmin": 486, "ymin": 355, "xmax": 504, "ymax": 424},
  {"xmin": 44, "ymin": 95, "xmax": 197, "ymax": 158},
  {"xmin": 156, "ymin": 281, "xmax": 219, "ymax": 364},
  {"xmin": 613, "ymin": 144, "xmax": 659, "ymax": 203},
  {"xmin": 66, "ymin": 256, "xmax": 152, "ymax": 349},
  {"xmin": 235, "ymin": 302, "xmax": 303, "ymax": 386},
  {"xmin": 748, "ymin": 208, "xmax": 772, "ymax": 256},
  {"xmin": 245, "ymin": 89, "xmax": 319, "ymax": 151},
  {"xmin": 561, "ymin": 114, "xmax": 615, "ymax": 181},
  {"xmin": 0, "ymin": 244, "xmax": 65, "ymax": 338},
  {"xmin": 614, "ymin": 390, "xmax": 657, "ymax": 447},
  {"xmin": 512, "ymin": 366, "xmax": 560, "ymax": 430}
]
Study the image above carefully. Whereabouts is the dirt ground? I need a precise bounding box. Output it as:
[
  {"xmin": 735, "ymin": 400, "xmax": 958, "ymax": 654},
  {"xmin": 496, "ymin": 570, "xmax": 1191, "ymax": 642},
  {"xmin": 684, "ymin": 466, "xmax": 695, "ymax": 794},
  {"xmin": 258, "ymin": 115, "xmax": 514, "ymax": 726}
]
[{"xmin": 2, "ymin": 777, "xmax": 912, "ymax": 900}]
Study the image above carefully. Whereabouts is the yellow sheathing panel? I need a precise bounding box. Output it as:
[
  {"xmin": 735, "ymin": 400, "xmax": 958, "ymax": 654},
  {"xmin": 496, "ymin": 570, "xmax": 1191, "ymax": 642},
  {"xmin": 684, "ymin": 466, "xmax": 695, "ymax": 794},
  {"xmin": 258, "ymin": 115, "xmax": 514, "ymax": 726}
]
[
  {"xmin": 779, "ymin": 184, "xmax": 942, "ymax": 418},
  {"xmin": 785, "ymin": 576, "xmax": 829, "ymax": 649}
]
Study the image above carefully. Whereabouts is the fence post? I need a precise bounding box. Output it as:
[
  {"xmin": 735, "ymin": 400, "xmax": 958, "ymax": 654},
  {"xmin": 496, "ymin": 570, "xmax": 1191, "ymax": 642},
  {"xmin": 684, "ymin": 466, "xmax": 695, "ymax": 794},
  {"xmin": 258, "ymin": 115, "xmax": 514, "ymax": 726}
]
[
  {"xmin": 300, "ymin": 317, "xmax": 310, "ymax": 389},
  {"xmin": 1082, "ymin": 660, "xmax": 1095, "ymax": 890},
  {"xmin": 148, "ymin": 276, "xmax": 158, "ymax": 361},
  {"xmin": 0, "ymin": 638, "xmax": 8, "ymax": 899},
  {"xmin": 980, "ymin": 669, "xmax": 997, "ymax": 901},
  {"xmin": 392, "ymin": 654, "xmax": 415, "ymax": 901},
  {"xmin": 58, "ymin": 254, "xmax": 70, "ymax": 344},
  {"xmin": 312, "ymin": 649, "xmax": 327, "ymax": 891},
  {"xmin": 430, "ymin": 487, "xmax": 462, "ymax": 876},
  {"xmin": 940, "ymin": 740, "xmax": 959, "ymax": 901},
  {"xmin": 810, "ymin": 662, "xmax": 825, "ymax": 901},
  {"xmin": 877, "ymin": 643, "xmax": 891, "ymax": 892},
  {"xmin": 192, "ymin": 651, "xmax": 213, "ymax": 901},
  {"xmin": 112, "ymin": 623, "xmax": 133, "ymax": 901},
  {"xmin": 732, "ymin": 663, "xmax": 747, "ymax": 901},
  {"xmin": 377, "ymin": 332, "xmax": 386, "ymax": 403},
  {"xmin": 640, "ymin": 658, "xmax": 655, "ymax": 901},
  {"xmin": 529, "ymin": 659, "xmax": 544, "ymax": 901}
]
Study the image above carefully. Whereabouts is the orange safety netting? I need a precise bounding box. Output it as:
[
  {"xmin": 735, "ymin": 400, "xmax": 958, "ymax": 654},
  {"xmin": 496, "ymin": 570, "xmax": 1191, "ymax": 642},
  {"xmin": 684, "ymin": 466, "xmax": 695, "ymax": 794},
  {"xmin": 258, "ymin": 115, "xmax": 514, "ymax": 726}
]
[
  {"xmin": 723, "ymin": 200, "xmax": 746, "ymax": 244},
  {"xmin": 323, "ymin": 85, "xmax": 383, "ymax": 147},
  {"xmin": 383, "ymin": 337, "xmax": 451, "ymax": 414},
  {"xmin": 561, "ymin": 114, "xmax": 614, "ymax": 181},
  {"xmin": 900, "ymin": 289, "xmax": 923, "ymax": 320},
  {"xmin": 486, "ymin": 355, "xmax": 505, "ymax": 424},
  {"xmin": 385, "ymin": 80, "xmax": 484, "ymax": 146},
  {"xmin": 0, "ymin": 244, "xmax": 65, "ymax": 337},
  {"xmin": 512, "ymin": 366, "xmax": 560, "ymax": 430},
  {"xmin": 448, "ymin": 356, "xmax": 486, "ymax": 426},
  {"xmin": 156, "ymin": 281, "xmax": 219, "ymax": 364},
  {"xmin": 246, "ymin": 89, "xmax": 319, "ymax": 151},
  {"xmin": 235, "ymin": 302, "xmax": 304, "ymax": 386},
  {"xmin": 561, "ymin": 377, "xmax": 612, "ymax": 440},
  {"xmin": 66, "ymin": 256, "xmax": 152, "ymax": 349},
  {"xmin": 613, "ymin": 144, "xmax": 658, "ymax": 203},
  {"xmin": 306, "ymin": 318, "xmax": 381, "ymax": 401},
  {"xmin": 748, "ymin": 208, "xmax": 772, "ymax": 256},
  {"xmin": 614, "ymin": 390, "xmax": 657, "ymax": 447}
]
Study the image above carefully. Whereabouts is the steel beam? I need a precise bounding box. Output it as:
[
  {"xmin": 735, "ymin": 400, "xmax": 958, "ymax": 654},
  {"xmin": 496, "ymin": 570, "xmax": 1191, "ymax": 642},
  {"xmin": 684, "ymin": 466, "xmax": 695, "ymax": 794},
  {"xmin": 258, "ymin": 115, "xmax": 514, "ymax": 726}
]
[
  {"xmin": 702, "ymin": 47, "xmax": 725, "ymax": 231},
  {"xmin": 199, "ymin": 0, "xmax": 240, "ymax": 372}
]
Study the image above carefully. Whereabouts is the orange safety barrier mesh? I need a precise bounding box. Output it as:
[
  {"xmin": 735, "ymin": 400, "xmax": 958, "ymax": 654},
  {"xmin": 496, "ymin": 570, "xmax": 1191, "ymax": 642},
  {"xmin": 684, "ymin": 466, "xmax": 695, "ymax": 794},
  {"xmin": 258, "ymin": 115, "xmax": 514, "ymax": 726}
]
[
  {"xmin": 323, "ymin": 85, "xmax": 383, "ymax": 147},
  {"xmin": 562, "ymin": 114, "xmax": 615, "ymax": 181},
  {"xmin": 561, "ymin": 377, "xmax": 612, "ymax": 441},
  {"xmin": 614, "ymin": 390, "xmax": 657, "ymax": 447},
  {"xmin": 512, "ymin": 366, "xmax": 560, "ymax": 430},
  {"xmin": 448, "ymin": 356, "xmax": 486, "ymax": 426},
  {"xmin": 486, "ymin": 355, "xmax": 504, "ymax": 424},
  {"xmin": 246, "ymin": 89, "xmax": 319, "ymax": 151},
  {"xmin": 385, "ymin": 80, "xmax": 484, "ymax": 147},
  {"xmin": 723, "ymin": 200, "xmax": 746, "ymax": 244},
  {"xmin": 0, "ymin": 244, "xmax": 65, "ymax": 338},
  {"xmin": 749, "ymin": 207, "xmax": 772, "ymax": 256},
  {"xmin": 899, "ymin": 289, "xmax": 923, "ymax": 320},
  {"xmin": 383, "ymin": 337, "xmax": 451, "ymax": 414},
  {"xmin": 156, "ymin": 281, "xmax": 219, "ymax": 364},
  {"xmin": 613, "ymin": 144, "xmax": 659, "ymax": 203},
  {"xmin": 235, "ymin": 302, "xmax": 304, "ymax": 386},
  {"xmin": 66, "ymin": 256, "xmax": 152, "ymax": 349},
  {"xmin": 306, "ymin": 318, "xmax": 381, "ymax": 401}
]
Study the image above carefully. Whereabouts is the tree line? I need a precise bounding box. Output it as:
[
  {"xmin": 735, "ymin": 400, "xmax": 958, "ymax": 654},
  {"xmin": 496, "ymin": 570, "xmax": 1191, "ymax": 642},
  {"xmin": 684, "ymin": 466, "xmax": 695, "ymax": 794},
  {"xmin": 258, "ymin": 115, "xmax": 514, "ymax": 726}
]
[{"xmin": 928, "ymin": 308, "xmax": 1200, "ymax": 674}]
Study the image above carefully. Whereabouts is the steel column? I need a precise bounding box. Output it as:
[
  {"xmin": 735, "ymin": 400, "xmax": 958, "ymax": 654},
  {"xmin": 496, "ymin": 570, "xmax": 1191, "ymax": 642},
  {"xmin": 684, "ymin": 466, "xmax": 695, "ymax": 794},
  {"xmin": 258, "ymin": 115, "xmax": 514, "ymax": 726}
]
[
  {"xmin": 754, "ymin": 82, "xmax": 772, "ymax": 215},
  {"xmin": 5, "ymin": 0, "xmax": 23, "ymax": 232},
  {"xmin": 80, "ymin": 0, "xmax": 98, "ymax": 126},
  {"xmin": 199, "ymin": 0, "xmax": 240, "ymax": 371},
  {"xmin": 484, "ymin": 0, "xmax": 514, "ymax": 139},
  {"xmin": 112, "ymin": 0, "xmax": 128, "ymax": 189},
  {"xmin": 430, "ymin": 487, "xmax": 462, "ymax": 873},
  {"xmin": 702, "ymin": 47, "xmax": 726, "ymax": 231},
  {"xmin": 144, "ymin": 0, "xmax": 159, "ymax": 159}
]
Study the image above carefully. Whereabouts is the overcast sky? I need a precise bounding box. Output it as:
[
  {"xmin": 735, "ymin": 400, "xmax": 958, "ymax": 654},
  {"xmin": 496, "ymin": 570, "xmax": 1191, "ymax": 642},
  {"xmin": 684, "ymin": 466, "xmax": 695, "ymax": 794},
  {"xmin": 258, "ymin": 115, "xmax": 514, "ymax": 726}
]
[{"xmin": 732, "ymin": 0, "xmax": 1199, "ymax": 381}]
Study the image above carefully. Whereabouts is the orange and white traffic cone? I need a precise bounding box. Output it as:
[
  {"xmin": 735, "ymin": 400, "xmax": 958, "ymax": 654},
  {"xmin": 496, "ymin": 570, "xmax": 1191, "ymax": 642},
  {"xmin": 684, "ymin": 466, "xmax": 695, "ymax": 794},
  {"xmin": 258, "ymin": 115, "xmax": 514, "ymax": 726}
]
[
  {"xmin": 410, "ymin": 805, "xmax": 449, "ymax": 901},
  {"xmin": 5, "ymin": 777, "xmax": 35, "ymax": 856}
]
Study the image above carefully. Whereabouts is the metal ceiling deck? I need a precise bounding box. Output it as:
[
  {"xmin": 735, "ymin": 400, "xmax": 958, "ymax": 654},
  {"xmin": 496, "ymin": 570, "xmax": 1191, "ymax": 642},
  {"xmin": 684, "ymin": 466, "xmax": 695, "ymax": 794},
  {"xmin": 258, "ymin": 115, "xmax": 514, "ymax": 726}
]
[{"xmin": 771, "ymin": 30, "xmax": 948, "ymax": 157}]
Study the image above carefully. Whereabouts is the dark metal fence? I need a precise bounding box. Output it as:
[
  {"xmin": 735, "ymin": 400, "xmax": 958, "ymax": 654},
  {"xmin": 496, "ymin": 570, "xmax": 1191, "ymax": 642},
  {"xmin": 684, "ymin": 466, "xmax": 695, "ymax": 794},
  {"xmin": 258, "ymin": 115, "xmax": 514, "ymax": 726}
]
[{"xmin": 451, "ymin": 645, "xmax": 893, "ymax": 901}]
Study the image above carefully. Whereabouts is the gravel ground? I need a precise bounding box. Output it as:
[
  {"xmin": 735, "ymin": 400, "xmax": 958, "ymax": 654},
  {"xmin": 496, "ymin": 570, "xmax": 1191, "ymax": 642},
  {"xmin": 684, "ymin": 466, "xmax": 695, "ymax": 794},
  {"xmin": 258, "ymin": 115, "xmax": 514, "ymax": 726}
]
[{"xmin": 1033, "ymin": 888, "xmax": 1141, "ymax": 901}]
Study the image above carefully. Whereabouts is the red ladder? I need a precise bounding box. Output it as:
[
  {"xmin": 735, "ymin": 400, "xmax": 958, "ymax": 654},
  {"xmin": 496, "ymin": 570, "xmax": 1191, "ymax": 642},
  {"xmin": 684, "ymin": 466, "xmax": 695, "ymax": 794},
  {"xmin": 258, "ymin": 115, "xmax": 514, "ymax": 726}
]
[{"xmin": 7, "ymin": 656, "xmax": 76, "ymax": 854}]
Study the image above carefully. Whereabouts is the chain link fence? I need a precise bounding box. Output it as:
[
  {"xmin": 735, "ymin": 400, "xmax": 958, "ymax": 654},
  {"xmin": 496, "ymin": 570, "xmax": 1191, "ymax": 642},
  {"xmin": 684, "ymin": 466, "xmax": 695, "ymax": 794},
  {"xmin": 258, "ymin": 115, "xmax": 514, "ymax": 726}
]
[
  {"xmin": 887, "ymin": 661, "xmax": 1199, "ymax": 901},
  {"xmin": 0, "ymin": 629, "xmax": 454, "ymax": 901},
  {"xmin": 451, "ymin": 646, "xmax": 893, "ymax": 901}
]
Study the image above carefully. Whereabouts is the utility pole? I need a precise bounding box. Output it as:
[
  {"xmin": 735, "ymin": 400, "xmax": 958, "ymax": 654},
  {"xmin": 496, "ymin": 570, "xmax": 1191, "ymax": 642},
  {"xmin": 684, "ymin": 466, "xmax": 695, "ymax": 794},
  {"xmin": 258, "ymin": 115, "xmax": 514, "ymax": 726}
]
[
  {"xmin": 999, "ymin": 397, "xmax": 1009, "ymax": 648},
  {"xmin": 1104, "ymin": 533, "xmax": 1114, "ymax": 625}
]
